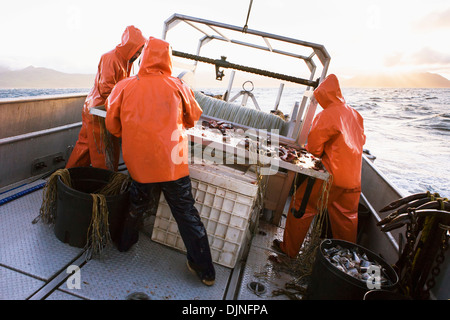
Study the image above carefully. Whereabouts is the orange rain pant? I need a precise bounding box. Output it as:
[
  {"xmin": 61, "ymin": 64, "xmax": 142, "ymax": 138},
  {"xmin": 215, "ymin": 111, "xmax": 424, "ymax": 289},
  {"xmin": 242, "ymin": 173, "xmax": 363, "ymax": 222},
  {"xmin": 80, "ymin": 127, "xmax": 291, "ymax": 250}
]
[
  {"xmin": 66, "ymin": 112, "xmax": 119, "ymax": 171},
  {"xmin": 280, "ymin": 179, "xmax": 360, "ymax": 258}
]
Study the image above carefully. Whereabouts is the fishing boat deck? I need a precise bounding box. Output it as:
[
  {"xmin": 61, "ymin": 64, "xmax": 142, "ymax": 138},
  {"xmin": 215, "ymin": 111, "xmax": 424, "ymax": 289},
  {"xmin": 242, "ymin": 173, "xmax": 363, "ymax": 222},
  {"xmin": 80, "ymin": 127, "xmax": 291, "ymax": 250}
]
[{"xmin": 0, "ymin": 177, "xmax": 292, "ymax": 300}]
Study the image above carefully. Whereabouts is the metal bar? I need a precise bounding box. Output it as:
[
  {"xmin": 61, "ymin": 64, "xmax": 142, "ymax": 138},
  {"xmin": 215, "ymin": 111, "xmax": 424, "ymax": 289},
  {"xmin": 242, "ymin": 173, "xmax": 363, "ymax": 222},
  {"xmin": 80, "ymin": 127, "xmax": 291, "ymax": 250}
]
[
  {"xmin": 274, "ymin": 83, "xmax": 285, "ymax": 110},
  {"xmin": 0, "ymin": 122, "xmax": 82, "ymax": 146},
  {"xmin": 184, "ymin": 20, "xmax": 211, "ymax": 37},
  {"xmin": 28, "ymin": 253, "xmax": 88, "ymax": 300},
  {"xmin": 287, "ymin": 101, "xmax": 300, "ymax": 138},
  {"xmin": 249, "ymin": 93, "xmax": 261, "ymax": 111},
  {"xmin": 208, "ymin": 25, "xmax": 231, "ymax": 42},
  {"xmin": 163, "ymin": 14, "xmax": 326, "ymax": 76},
  {"xmin": 295, "ymin": 62, "xmax": 319, "ymax": 144},
  {"xmin": 205, "ymin": 34, "xmax": 310, "ymax": 60},
  {"xmin": 172, "ymin": 50, "xmax": 319, "ymax": 87},
  {"xmin": 224, "ymin": 70, "xmax": 236, "ymax": 101},
  {"xmin": 224, "ymin": 259, "xmax": 245, "ymax": 300},
  {"xmin": 296, "ymin": 98, "xmax": 317, "ymax": 145},
  {"xmin": 263, "ymin": 37, "xmax": 273, "ymax": 52},
  {"xmin": 164, "ymin": 14, "xmax": 331, "ymax": 58},
  {"xmin": 163, "ymin": 14, "xmax": 329, "ymax": 76}
]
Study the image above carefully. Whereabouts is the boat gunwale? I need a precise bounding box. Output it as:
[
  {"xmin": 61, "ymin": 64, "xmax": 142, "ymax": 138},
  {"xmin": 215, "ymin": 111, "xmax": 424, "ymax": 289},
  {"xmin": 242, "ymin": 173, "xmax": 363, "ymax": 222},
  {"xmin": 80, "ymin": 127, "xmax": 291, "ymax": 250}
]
[{"xmin": 0, "ymin": 93, "xmax": 88, "ymax": 105}]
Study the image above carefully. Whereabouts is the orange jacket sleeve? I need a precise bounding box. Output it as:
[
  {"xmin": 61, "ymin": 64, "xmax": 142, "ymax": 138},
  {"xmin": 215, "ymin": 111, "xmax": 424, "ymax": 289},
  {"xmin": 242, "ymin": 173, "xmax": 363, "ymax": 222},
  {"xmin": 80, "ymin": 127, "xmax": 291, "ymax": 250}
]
[
  {"xmin": 98, "ymin": 56, "xmax": 123, "ymax": 102},
  {"xmin": 105, "ymin": 81, "xmax": 126, "ymax": 138},
  {"xmin": 306, "ymin": 112, "xmax": 337, "ymax": 157},
  {"xmin": 180, "ymin": 84, "xmax": 203, "ymax": 128}
]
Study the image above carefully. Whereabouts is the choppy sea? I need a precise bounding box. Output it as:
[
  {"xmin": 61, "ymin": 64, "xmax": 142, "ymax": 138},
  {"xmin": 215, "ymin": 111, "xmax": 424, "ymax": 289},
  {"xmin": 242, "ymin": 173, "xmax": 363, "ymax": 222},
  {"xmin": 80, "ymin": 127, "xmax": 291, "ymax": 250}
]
[{"xmin": 1, "ymin": 87, "xmax": 449, "ymax": 198}]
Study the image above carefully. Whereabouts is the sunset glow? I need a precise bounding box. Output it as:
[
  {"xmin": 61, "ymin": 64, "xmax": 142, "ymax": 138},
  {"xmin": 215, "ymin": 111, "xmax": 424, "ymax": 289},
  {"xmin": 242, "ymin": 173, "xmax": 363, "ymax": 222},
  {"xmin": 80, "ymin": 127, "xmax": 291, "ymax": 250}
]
[{"xmin": 0, "ymin": 0, "xmax": 449, "ymax": 82}]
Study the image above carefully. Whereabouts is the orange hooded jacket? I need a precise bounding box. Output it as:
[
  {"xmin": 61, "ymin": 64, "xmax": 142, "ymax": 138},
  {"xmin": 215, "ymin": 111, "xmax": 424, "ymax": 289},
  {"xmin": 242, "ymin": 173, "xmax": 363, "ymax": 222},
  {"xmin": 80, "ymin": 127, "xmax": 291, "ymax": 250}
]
[
  {"xmin": 106, "ymin": 37, "xmax": 203, "ymax": 183},
  {"xmin": 84, "ymin": 26, "xmax": 146, "ymax": 114},
  {"xmin": 66, "ymin": 26, "xmax": 146, "ymax": 170},
  {"xmin": 280, "ymin": 74, "xmax": 366, "ymax": 257},
  {"xmin": 307, "ymin": 74, "xmax": 366, "ymax": 189}
]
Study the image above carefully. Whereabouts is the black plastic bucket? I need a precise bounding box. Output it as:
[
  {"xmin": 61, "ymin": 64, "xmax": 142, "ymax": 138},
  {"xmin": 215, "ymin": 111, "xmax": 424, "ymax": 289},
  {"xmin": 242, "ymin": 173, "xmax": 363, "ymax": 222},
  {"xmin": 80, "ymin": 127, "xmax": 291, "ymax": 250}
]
[
  {"xmin": 54, "ymin": 167, "xmax": 129, "ymax": 248},
  {"xmin": 306, "ymin": 239, "xmax": 399, "ymax": 300}
]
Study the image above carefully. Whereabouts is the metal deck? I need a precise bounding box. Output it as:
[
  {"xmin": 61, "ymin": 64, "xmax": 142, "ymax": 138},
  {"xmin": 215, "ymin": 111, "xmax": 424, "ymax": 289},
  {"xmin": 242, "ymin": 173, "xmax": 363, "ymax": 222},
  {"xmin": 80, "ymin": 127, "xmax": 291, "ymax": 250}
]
[
  {"xmin": 236, "ymin": 221, "xmax": 294, "ymax": 300},
  {"xmin": 0, "ymin": 179, "xmax": 292, "ymax": 300}
]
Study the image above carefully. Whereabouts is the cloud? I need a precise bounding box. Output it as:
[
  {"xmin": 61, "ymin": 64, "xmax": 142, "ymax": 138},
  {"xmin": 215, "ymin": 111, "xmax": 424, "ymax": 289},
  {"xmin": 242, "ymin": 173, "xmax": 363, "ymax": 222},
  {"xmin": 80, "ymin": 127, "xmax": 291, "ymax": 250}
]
[
  {"xmin": 414, "ymin": 7, "xmax": 450, "ymax": 30},
  {"xmin": 410, "ymin": 47, "xmax": 450, "ymax": 65},
  {"xmin": 383, "ymin": 52, "xmax": 405, "ymax": 67},
  {"xmin": 383, "ymin": 47, "xmax": 450, "ymax": 68}
]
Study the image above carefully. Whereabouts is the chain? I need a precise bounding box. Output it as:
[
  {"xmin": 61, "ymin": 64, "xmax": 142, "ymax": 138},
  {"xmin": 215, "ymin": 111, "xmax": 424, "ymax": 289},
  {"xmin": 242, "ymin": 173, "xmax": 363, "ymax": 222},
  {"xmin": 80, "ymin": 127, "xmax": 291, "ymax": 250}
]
[
  {"xmin": 423, "ymin": 225, "xmax": 449, "ymax": 298},
  {"xmin": 172, "ymin": 50, "xmax": 319, "ymax": 87},
  {"xmin": 401, "ymin": 209, "xmax": 419, "ymax": 296}
]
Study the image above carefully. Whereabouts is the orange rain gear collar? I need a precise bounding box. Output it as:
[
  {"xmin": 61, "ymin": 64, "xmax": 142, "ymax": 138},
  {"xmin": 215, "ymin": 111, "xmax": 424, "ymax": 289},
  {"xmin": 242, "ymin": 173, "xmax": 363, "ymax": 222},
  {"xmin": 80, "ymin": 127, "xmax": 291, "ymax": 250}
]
[
  {"xmin": 313, "ymin": 74, "xmax": 346, "ymax": 109},
  {"xmin": 138, "ymin": 37, "xmax": 173, "ymax": 76},
  {"xmin": 116, "ymin": 26, "xmax": 146, "ymax": 61}
]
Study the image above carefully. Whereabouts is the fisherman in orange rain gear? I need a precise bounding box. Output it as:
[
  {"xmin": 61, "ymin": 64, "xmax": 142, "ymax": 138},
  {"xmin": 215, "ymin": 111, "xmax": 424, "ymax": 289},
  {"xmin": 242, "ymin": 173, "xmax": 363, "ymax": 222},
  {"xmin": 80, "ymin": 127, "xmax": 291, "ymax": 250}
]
[
  {"xmin": 273, "ymin": 74, "xmax": 366, "ymax": 258},
  {"xmin": 66, "ymin": 26, "xmax": 146, "ymax": 171},
  {"xmin": 105, "ymin": 37, "xmax": 215, "ymax": 286}
]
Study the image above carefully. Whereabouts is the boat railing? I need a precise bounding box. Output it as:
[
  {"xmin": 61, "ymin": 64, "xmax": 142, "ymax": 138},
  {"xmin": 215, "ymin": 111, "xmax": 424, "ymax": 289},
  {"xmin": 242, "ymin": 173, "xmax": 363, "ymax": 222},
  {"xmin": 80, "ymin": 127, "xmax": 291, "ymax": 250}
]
[{"xmin": 0, "ymin": 95, "xmax": 85, "ymax": 189}]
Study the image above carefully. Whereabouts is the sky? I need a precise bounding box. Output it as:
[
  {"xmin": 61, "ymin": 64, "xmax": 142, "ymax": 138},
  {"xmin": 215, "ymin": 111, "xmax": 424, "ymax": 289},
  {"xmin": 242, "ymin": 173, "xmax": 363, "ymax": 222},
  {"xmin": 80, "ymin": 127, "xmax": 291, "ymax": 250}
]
[{"xmin": 1, "ymin": 0, "xmax": 449, "ymax": 80}]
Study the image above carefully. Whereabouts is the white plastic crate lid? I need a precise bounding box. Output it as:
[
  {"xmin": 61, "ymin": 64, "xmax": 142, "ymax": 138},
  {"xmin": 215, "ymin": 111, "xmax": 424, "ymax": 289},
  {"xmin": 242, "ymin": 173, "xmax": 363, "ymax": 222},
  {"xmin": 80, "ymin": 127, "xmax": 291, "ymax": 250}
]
[{"xmin": 189, "ymin": 163, "xmax": 258, "ymax": 198}]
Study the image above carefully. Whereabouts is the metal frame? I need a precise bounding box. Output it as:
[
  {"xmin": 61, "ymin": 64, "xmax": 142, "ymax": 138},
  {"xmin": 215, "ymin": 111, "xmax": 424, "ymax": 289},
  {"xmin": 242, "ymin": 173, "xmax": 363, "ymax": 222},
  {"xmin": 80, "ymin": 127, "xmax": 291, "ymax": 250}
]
[{"xmin": 162, "ymin": 14, "xmax": 331, "ymax": 145}]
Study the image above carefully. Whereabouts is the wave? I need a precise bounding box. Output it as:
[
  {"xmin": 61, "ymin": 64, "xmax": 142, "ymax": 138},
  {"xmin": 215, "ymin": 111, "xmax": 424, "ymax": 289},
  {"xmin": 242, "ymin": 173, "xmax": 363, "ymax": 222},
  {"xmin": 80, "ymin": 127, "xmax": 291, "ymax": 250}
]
[{"xmin": 0, "ymin": 88, "xmax": 89, "ymax": 99}]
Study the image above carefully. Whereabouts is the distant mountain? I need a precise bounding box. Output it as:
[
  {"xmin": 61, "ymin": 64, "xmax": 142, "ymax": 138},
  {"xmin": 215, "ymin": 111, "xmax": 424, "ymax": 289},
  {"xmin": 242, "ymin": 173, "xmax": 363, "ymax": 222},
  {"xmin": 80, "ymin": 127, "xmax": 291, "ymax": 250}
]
[
  {"xmin": 0, "ymin": 66, "xmax": 94, "ymax": 88},
  {"xmin": 0, "ymin": 65, "xmax": 11, "ymax": 73},
  {"xmin": 2, "ymin": 66, "xmax": 449, "ymax": 89},
  {"xmin": 340, "ymin": 72, "xmax": 450, "ymax": 88}
]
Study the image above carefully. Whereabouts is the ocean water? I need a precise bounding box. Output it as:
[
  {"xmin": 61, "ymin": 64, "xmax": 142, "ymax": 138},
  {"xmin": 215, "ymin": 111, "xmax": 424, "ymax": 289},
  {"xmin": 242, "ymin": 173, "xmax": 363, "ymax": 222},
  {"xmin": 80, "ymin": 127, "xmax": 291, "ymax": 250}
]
[
  {"xmin": 0, "ymin": 88, "xmax": 89, "ymax": 99},
  {"xmin": 342, "ymin": 87, "xmax": 449, "ymax": 199},
  {"xmin": 204, "ymin": 86, "xmax": 450, "ymax": 198},
  {"xmin": 1, "ymin": 87, "xmax": 449, "ymax": 198}
]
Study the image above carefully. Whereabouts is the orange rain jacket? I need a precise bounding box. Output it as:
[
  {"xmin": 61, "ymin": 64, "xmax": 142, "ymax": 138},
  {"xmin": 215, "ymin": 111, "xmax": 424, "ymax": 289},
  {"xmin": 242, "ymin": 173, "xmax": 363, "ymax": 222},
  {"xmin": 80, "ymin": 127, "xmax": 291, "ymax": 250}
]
[
  {"xmin": 106, "ymin": 37, "xmax": 203, "ymax": 183},
  {"xmin": 280, "ymin": 74, "xmax": 366, "ymax": 257},
  {"xmin": 66, "ymin": 26, "xmax": 146, "ymax": 170},
  {"xmin": 307, "ymin": 74, "xmax": 366, "ymax": 188}
]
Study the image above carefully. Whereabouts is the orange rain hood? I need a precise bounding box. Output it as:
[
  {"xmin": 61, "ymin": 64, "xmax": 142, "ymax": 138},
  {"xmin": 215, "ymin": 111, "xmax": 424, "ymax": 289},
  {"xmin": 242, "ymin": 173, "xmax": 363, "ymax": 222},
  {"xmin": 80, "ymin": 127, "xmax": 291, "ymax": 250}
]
[
  {"xmin": 138, "ymin": 36, "xmax": 173, "ymax": 76},
  {"xmin": 116, "ymin": 25, "xmax": 147, "ymax": 61}
]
